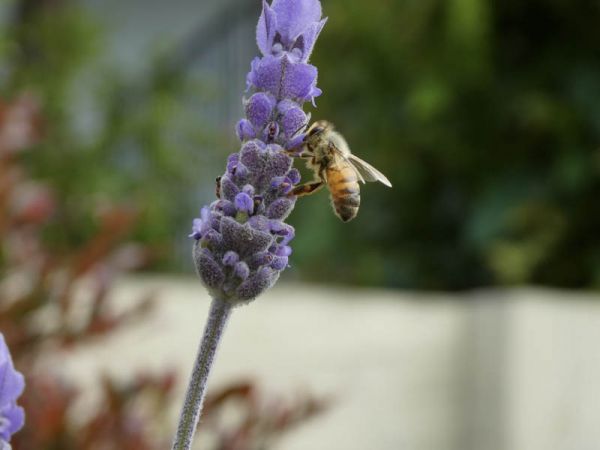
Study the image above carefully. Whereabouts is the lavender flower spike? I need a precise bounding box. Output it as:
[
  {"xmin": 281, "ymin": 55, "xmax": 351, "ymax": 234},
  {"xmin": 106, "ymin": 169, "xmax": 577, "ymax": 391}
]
[
  {"xmin": 0, "ymin": 334, "xmax": 25, "ymax": 450},
  {"xmin": 191, "ymin": 0, "xmax": 326, "ymax": 305},
  {"xmin": 173, "ymin": 1, "xmax": 327, "ymax": 449}
]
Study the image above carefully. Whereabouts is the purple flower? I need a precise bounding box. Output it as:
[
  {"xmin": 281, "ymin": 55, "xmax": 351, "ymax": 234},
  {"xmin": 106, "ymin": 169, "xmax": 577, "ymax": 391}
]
[
  {"xmin": 0, "ymin": 334, "xmax": 25, "ymax": 448},
  {"xmin": 191, "ymin": 0, "xmax": 327, "ymax": 304},
  {"xmin": 256, "ymin": 0, "xmax": 326, "ymax": 63},
  {"xmin": 248, "ymin": 0, "xmax": 326, "ymax": 104}
]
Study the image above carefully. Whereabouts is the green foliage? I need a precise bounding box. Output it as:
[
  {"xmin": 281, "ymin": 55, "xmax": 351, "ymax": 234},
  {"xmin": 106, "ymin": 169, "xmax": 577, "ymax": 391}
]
[
  {"xmin": 2, "ymin": 0, "xmax": 215, "ymax": 270},
  {"xmin": 4, "ymin": 0, "xmax": 599, "ymax": 289},
  {"xmin": 293, "ymin": 0, "xmax": 600, "ymax": 289}
]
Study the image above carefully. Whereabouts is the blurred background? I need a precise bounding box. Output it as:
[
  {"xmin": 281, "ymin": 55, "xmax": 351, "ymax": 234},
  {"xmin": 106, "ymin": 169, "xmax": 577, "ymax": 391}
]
[{"xmin": 1, "ymin": 0, "xmax": 600, "ymax": 449}]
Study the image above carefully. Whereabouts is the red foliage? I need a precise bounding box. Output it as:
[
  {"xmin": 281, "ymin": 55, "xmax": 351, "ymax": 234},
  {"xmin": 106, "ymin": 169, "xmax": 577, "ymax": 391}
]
[
  {"xmin": 202, "ymin": 380, "xmax": 330, "ymax": 450},
  {"xmin": 0, "ymin": 93, "xmax": 170, "ymax": 450}
]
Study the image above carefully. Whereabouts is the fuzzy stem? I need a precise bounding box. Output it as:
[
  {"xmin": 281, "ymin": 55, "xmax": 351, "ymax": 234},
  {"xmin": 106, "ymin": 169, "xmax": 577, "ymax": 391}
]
[{"xmin": 171, "ymin": 298, "xmax": 232, "ymax": 450}]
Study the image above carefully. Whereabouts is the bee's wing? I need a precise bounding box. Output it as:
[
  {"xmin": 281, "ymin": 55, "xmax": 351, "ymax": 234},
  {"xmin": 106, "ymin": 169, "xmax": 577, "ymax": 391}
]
[
  {"xmin": 329, "ymin": 145, "xmax": 366, "ymax": 183},
  {"xmin": 347, "ymin": 154, "xmax": 392, "ymax": 187}
]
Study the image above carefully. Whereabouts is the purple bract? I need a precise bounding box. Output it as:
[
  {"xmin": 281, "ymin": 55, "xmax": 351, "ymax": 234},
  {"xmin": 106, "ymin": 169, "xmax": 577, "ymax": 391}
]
[
  {"xmin": 190, "ymin": 0, "xmax": 326, "ymax": 304},
  {"xmin": 0, "ymin": 334, "xmax": 25, "ymax": 449}
]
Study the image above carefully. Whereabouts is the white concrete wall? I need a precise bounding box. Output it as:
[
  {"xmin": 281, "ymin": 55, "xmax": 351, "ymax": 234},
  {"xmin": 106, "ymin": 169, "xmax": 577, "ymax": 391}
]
[{"xmin": 54, "ymin": 278, "xmax": 600, "ymax": 450}]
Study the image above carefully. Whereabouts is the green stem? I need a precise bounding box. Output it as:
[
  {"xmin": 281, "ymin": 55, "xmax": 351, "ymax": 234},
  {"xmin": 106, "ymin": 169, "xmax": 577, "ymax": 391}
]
[{"xmin": 171, "ymin": 298, "xmax": 232, "ymax": 450}]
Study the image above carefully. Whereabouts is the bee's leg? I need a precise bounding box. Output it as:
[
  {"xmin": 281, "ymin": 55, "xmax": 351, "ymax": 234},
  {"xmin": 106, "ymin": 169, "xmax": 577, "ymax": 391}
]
[
  {"xmin": 215, "ymin": 176, "xmax": 222, "ymax": 199},
  {"xmin": 284, "ymin": 146, "xmax": 312, "ymax": 159},
  {"xmin": 290, "ymin": 181, "xmax": 324, "ymax": 197},
  {"xmin": 284, "ymin": 134, "xmax": 307, "ymax": 154}
]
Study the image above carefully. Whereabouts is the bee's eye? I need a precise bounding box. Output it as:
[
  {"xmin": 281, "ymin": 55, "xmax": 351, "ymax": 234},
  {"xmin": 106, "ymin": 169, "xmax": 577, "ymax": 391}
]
[{"xmin": 309, "ymin": 126, "xmax": 323, "ymax": 136}]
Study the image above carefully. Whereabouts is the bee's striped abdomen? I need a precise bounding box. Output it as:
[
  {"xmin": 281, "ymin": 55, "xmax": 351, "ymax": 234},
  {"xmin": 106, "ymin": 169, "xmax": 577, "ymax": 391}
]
[{"xmin": 327, "ymin": 164, "xmax": 361, "ymax": 222}]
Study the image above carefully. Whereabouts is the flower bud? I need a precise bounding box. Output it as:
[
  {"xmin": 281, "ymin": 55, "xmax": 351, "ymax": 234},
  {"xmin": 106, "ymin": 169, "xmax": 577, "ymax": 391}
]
[
  {"xmin": 246, "ymin": 92, "xmax": 275, "ymax": 128},
  {"xmin": 236, "ymin": 119, "xmax": 256, "ymax": 142},
  {"xmin": 234, "ymin": 192, "xmax": 254, "ymax": 214}
]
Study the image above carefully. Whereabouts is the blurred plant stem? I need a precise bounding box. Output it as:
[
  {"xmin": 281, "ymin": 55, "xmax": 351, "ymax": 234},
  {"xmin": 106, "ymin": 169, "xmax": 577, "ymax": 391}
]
[{"xmin": 172, "ymin": 298, "xmax": 232, "ymax": 450}]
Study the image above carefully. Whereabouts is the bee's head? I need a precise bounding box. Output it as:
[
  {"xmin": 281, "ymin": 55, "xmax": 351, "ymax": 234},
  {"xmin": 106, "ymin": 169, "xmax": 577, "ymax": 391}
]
[{"xmin": 304, "ymin": 121, "xmax": 333, "ymax": 143}]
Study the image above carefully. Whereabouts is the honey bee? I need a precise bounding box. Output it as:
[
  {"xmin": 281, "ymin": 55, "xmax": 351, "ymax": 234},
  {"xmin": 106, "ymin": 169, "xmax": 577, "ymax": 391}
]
[{"xmin": 289, "ymin": 120, "xmax": 392, "ymax": 222}]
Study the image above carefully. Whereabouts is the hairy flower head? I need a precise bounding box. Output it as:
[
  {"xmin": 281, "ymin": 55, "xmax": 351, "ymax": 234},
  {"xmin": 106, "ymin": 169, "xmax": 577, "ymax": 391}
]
[
  {"xmin": 0, "ymin": 334, "xmax": 25, "ymax": 449},
  {"xmin": 191, "ymin": 0, "xmax": 326, "ymax": 304}
]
